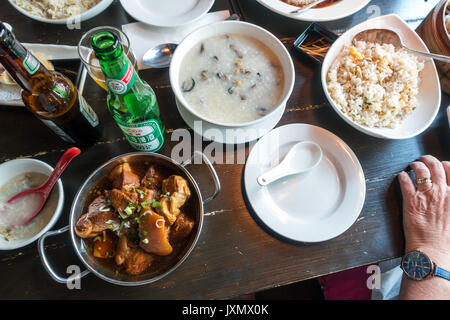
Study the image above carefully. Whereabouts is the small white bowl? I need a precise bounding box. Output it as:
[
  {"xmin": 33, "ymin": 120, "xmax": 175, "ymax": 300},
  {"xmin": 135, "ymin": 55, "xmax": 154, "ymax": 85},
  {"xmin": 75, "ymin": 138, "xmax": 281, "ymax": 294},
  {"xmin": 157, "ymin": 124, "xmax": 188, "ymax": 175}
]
[
  {"xmin": 7, "ymin": 0, "xmax": 113, "ymax": 25},
  {"xmin": 0, "ymin": 159, "xmax": 64, "ymax": 250},
  {"xmin": 170, "ymin": 21, "xmax": 295, "ymax": 144}
]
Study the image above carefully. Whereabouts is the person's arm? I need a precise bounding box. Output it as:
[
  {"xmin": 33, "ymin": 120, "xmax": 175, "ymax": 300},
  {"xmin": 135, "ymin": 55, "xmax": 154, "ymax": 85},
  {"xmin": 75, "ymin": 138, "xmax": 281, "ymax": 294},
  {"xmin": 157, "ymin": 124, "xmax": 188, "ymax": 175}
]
[{"xmin": 397, "ymin": 156, "xmax": 450, "ymax": 300}]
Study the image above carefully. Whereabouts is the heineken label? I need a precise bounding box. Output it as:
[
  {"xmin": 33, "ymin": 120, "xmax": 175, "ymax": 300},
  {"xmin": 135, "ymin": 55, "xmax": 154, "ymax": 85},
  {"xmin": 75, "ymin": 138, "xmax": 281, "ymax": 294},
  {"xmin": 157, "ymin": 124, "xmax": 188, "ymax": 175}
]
[
  {"xmin": 117, "ymin": 119, "xmax": 164, "ymax": 152},
  {"xmin": 23, "ymin": 52, "xmax": 40, "ymax": 75},
  {"xmin": 106, "ymin": 60, "xmax": 136, "ymax": 95}
]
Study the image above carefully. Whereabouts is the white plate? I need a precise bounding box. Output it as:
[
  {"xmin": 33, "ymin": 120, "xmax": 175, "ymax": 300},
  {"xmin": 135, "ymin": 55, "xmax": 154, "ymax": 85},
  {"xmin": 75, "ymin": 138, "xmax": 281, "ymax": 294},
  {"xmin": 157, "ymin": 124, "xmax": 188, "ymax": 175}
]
[
  {"xmin": 244, "ymin": 124, "xmax": 365, "ymax": 243},
  {"xmin": 322, "ymin": 14, "xmax": 441, "ymax": 139},
  {"xmin": 8, "ymin": 0, "xmax": 113, "ymax": 24},
  {"xmin": 256, "ymin": 0, "xmax": 370, "ymax": 22},
  {"xmin": 120, "ymin": 0, "xmax": 214, "ymax": 28}
]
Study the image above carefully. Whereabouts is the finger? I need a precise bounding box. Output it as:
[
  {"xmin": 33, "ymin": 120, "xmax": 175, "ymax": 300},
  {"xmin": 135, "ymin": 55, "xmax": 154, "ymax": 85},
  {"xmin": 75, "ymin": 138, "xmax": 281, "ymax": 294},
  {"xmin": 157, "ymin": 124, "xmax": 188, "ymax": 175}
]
[
  {"xmin": 419, "ymin": 155, "xmax": 446, "ymax": 188},
  {"xmin": 398, "ymin": 171, "xmax": 415, "ymax": 198},
  {"xmin": 410, "ymin": 161, "xmax": 432, "ymax": 192},
  {"xmin": 443, "ymin": 161, "xmax": 450, "ymax": 186}
]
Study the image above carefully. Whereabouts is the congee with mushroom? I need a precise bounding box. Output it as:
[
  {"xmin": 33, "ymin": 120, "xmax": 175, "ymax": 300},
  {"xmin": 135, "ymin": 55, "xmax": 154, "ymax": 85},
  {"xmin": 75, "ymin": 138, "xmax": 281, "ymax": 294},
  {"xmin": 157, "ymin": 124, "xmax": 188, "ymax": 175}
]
[{"xmin": 179, "ymin": 34, "xmax": 285, "ymax": 124}]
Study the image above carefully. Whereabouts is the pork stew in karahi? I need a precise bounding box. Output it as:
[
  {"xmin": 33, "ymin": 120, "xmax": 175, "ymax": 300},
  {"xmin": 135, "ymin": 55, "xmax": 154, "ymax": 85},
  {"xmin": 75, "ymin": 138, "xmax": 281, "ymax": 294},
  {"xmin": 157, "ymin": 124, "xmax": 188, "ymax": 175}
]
[{"xmin": 75, "ymin": 162, "xmax": 195, "ymax": 276}]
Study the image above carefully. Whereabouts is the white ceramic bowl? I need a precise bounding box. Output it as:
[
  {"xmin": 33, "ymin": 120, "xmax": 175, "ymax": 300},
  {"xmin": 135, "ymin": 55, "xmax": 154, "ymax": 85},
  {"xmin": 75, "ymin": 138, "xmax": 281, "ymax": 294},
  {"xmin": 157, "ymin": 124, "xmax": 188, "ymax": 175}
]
[
  {"xmin": 169, "ymin": 21, "xmax": 295, "ymax": 144},
  {"xmin": 7, "ymin": 0, "xmax": 113, "ymax": 25},
  {"xmin": 321, "ymin": 14, "xmax": 441, "ymax": 140},
  {"xmin": 0, "ymin": 159, "xmax": 64, "ymax": 250}
]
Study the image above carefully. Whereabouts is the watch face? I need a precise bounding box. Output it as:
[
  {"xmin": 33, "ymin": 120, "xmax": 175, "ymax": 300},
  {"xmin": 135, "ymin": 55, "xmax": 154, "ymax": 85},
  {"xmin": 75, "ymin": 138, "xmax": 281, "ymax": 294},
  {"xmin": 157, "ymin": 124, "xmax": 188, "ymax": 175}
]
[{"xmin": 402, "ymin": 251, "xmax": 433, "ymax": 280}]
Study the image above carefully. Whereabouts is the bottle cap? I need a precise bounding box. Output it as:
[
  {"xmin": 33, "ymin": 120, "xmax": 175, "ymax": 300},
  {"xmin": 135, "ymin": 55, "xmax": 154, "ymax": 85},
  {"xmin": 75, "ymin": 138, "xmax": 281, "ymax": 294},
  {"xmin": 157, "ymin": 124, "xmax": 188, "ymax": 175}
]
[{"xmin": 0, "ymin": 22, "xmax": 15, "ymax": 47}]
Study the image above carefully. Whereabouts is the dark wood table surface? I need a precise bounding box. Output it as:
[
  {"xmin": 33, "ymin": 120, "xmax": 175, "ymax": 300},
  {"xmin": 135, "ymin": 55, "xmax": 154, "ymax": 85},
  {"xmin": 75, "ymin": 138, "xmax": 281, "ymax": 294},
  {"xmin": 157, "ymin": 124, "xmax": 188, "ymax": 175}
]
[{"xmin": 0, "ymin": 0, "xmax": 448, "ymax": 299}]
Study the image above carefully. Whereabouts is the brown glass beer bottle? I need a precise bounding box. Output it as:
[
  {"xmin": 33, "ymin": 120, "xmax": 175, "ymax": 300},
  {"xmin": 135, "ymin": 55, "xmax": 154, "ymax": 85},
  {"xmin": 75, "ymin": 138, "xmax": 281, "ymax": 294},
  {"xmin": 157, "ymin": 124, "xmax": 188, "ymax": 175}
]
[{"xmin": 0, "ymin": 22, "xmax": 100, "ymax": 145}]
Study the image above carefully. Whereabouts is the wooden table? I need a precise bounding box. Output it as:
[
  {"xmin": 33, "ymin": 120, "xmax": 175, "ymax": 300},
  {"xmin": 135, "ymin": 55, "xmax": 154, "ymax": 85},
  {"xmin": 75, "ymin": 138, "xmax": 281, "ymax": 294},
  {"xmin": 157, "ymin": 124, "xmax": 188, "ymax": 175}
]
[{"xmin": 0, "ymin": 0, "xmax": 448, "ymax": 299}]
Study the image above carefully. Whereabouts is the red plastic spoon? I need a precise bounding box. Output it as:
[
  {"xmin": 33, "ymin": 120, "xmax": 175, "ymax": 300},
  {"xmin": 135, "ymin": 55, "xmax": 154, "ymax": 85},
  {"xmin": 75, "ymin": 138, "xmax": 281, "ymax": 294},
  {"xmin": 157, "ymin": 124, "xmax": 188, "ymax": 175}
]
[{"xmin": 2, "ymin": 147, "xmax": 81, "ymax": 227}]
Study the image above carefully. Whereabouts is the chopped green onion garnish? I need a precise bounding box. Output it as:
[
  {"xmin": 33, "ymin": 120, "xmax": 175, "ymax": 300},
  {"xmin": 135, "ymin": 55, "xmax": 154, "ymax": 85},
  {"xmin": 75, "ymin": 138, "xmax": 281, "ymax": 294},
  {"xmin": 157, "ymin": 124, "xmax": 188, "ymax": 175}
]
[
  {"xmin": 152, "ymin": 201, "xmax": 162, "ymax": 209},
  {"xmin": 118, "ymin": 210, "xmax": 128, "ymax": 219},
  {"xmin": 124, "ymin": 206, "xmax": 133, "ymax": 216},
  {"xmin": 141, "ymin": 199, "xmax": 153, "ymax": 208},
  {"xmin": 117, "ymin": 220, "xmax": 126, "ymax": 236}
]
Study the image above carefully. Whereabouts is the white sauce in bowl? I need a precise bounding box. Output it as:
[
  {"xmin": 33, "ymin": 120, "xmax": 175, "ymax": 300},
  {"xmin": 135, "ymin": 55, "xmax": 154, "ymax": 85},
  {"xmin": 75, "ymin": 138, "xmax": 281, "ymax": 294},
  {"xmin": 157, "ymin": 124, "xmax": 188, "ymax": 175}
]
[
  {"xmin": 179, "ymin": 33, "xmax": 285, "ymax": 124},
  {"xmin": 0, "ymin": 172, "xmax": 59, "ymax": 242}
]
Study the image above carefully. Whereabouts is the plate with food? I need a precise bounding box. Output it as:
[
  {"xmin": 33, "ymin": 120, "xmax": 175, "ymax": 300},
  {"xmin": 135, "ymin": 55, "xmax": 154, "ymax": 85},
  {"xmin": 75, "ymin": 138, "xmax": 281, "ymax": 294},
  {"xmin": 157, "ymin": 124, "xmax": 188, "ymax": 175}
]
[
  {"xmin": 119, "ymin": 0, "xmax": 214, "ymax": 28},
  {"xmin": 244, "ymin": 123, "xmax": 365, "ymax": 243},
  {"xmin": 322, "ymin": 14, "xmax": 441, "ymax": 139},
  {"xmin": 8, "ymin": 0, "xmax": 113, "ymax": 24},
  {"xmin": 38, "ymin": 152, "xmax": 220, "ymax": 286},
  {"xmin": 255, "ymin": 0, "xmax": 371, "ymax": 22}
]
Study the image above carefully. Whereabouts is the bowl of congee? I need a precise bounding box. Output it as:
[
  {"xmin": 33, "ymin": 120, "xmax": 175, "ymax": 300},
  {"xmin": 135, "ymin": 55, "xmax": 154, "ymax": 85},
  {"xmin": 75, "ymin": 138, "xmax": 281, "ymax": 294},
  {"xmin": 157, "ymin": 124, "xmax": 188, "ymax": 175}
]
[{"xmin": 170, "ymin": 21, "xmax": 295, "ymax": 143}]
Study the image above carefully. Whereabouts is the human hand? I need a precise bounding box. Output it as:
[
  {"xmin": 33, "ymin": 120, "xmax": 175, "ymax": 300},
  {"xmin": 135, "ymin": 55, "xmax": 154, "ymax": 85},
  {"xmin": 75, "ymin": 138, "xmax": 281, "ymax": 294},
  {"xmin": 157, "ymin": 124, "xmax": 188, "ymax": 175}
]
[{"xmin": 398, "ymin": 155, "xmax": 450, "ymax": 266}]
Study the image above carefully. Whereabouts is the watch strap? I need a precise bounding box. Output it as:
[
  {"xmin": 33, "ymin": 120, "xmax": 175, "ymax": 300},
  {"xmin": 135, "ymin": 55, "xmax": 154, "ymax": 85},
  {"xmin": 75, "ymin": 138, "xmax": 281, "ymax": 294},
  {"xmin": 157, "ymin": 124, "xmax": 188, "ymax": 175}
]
[{"xmin": 433, "ymin": 266, "xmax": 450, "ymax": 280}]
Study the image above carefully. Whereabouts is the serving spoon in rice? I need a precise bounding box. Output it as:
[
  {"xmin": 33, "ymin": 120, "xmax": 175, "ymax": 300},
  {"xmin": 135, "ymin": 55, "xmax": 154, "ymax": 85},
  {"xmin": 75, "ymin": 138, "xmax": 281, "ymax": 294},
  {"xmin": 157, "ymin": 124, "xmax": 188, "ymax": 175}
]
[{"xmin": 352, "ymin": 28, "xmax": 450, "ymax": 64}]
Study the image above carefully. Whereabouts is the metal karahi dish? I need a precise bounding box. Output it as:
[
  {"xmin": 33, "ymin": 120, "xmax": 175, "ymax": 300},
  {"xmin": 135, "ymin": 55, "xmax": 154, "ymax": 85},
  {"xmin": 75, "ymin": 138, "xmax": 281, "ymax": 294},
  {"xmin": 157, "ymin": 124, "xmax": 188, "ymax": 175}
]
[{"xmin": 38, "ymin": 152, "xmax": 220, "ymax": 286}]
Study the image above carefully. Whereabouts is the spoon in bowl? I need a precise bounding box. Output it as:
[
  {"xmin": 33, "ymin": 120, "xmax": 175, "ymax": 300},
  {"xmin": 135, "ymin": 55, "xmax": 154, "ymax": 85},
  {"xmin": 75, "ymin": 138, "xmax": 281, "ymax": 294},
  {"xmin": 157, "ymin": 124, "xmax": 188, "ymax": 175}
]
[
  {"xmin": 352, "ymin": 28, "xmax": 450, "ymax": 64},
  {"xmin": 0, "ymin": 147, "xmax": 81, "ymax": 227},
  {"xmin": 257, "ymin": 141, "xmax": 323, "ymax": 186}
]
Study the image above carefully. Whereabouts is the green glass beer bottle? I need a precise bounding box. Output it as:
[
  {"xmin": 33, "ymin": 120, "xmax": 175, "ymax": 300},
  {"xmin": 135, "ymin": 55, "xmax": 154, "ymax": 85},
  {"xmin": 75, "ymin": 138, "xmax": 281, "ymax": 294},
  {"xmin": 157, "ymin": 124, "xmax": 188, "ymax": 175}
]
[{"xmin": 91, "ymin": 31, "xmax": 164, "ymax": 152}]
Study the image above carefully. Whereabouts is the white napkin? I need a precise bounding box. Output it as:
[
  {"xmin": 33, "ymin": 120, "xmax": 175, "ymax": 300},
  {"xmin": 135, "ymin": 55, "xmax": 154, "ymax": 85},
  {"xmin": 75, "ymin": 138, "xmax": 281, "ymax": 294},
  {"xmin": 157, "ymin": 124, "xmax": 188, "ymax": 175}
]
[{"xmin": 122, "ymin": 10, "xmax": 231, "ymax": 71}]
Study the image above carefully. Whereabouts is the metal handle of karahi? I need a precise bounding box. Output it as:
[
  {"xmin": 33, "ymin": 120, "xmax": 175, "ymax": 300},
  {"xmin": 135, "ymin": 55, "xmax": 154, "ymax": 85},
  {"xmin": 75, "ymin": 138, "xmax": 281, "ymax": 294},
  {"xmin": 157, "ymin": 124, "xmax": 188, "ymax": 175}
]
[
  {"xmin": 181, "ymin": 151, "xmax": 221, "ymax": 204},
  {"xmin": 38, "ymin": 225, "xmax": 90, "ymax": 284}
]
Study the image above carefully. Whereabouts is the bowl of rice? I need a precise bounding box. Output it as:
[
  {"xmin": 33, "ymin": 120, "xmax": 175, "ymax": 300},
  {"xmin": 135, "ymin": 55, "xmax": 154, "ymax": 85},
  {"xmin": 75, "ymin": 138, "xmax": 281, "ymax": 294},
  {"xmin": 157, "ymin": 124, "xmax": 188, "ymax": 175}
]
[
  {"xmin": 322, "ymin": 14, "xmax": 441, "ymax": 139},
  {"xmin": 8, "ymin": 0, "xmax": 113, "ymax": 24}
]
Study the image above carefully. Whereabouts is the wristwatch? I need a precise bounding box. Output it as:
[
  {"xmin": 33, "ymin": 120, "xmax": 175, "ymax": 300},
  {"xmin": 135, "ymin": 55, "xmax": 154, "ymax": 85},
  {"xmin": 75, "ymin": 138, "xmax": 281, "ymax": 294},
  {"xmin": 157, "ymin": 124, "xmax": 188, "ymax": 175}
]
[{"xmin": 401, "ymin": 250, "xmax": 450, "ymax": 281}]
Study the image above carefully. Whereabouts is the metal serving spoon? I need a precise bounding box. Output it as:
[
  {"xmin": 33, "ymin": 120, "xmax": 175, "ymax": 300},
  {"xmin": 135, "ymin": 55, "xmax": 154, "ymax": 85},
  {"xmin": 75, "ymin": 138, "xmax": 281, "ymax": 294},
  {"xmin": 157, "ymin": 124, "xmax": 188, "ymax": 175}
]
[
  {"xmin": 352, "ymin": 28, "xmax": 450, "ymax": 64},
  {"xmin": 290, "ymin": 0, "xmax": 328, "ymax": 15},
  {"xmin": 257, "ymin": 141, "xmax": 323, "ymax": 186},
  {"xmin": 142, "ymin": 43, "xmax": 178, "ymax": 69},
  {"xmin": 1, "ymin": 148, "xmax": 80, "ymax": 227}
]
